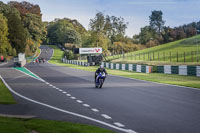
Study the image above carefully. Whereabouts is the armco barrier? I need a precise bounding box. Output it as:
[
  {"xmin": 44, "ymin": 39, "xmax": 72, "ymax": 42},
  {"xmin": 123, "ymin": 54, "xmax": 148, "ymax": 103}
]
[
  {"xmin": 157, "ymin": 66, "xmax": 164, "ymax": 73},
  {"xmin": 141, "ymin": 65, "xmax": 146, "ymax": 73},
  {"xmin": 164, "ymin": 65, "xmax": 171, "ymax": 74},
  {"xmin": 136, "ymin": 65, "xmax": 141, "ymax": 72},
  {"xmin": 179, "ymin": 65, "xmax": 187, "ymax": 75},
  {"xmin": 122, "ymin": 64, "xmax": 125, "ymax": 70},
  {"xmin": 171, "ymin": 66, "xmax": 179, "ymax": 74},
  {"xmin": 128, "ymin": 64, "xmax": 133, "ymax": 71},
  {"xmin": 197, "ymin": 66, "xmax": 200, "ymax": 77},
  {"xmin": 62, "ymin": 59, "xmax": 200, "ymax": 77},
  {"xmin": 187, "ymin": 66, "xmax": 196, "ymax": 76}
]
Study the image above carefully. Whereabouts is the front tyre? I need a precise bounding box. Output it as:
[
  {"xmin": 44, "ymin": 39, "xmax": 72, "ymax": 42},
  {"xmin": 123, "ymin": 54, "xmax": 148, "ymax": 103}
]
[{"xmin": 99, "ymin": 79, "xmax": 104, "ymax": 88}]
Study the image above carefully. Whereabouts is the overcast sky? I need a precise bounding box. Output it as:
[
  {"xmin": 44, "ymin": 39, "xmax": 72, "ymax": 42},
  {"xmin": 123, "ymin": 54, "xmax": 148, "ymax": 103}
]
[{"xmin": 2, "ymin": 0, "xmax": 200, "ymax": 37}]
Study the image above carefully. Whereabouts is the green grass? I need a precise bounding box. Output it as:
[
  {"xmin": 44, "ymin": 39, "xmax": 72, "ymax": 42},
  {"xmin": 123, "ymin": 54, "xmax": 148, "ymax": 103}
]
[
  {"xmin": 0, "ymin": 116, "xmax": 114, "ymax": 133},
  {"xmin": 107, "ymin": 35, "xmax": 200, "ymax": 65},
  {"xmin": 47, "ymin": 45, "xmax": 200, "ymax": 89},
  {"xmin": 0, "ymin": 79, "xmax": 16, "ymax": 104},
  {"xmin": 46, "ymin": 45, "xmax": 64, "ymax": 64}
]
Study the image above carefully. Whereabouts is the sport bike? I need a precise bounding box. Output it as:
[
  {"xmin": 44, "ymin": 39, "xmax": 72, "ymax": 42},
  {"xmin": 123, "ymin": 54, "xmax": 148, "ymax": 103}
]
[{"xmin": 95, "ymin": 72, "xmax": 106, "ymax": 88}]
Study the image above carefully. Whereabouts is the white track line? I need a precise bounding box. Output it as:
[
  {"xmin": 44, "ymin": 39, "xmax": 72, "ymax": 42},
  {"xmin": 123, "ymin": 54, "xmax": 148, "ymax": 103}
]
[
  {"xmin": 83, "ymin": 104, "xmax": 90, "ymax": 107},
  {"xmin": 62, "ymin": 91, "xmax": 67, "ymax": 94},
  {"xmin": 91, "ymin": 108, "xmax": 99, "ymax": 112},
  {"xmin": 76, "ymin": 100, "xmax": 83, "ymax": 103},
  {"xmin": 101, "ymin": 114, "xmax": 112, "ymax": 119},
  {"xmin": 71, "ymin": 97, "xmax": 76, "ymax": 99},
  {"xmin": 66, "ymin": 94, "xmax": 71, "ymax": 97},
  {"xmin": 114, "ymin": 122, "xmax": 125, "ymax": 128},
  {"xmin": 0, "ymin": 75, "xmax": 137, "ymax": 133}
]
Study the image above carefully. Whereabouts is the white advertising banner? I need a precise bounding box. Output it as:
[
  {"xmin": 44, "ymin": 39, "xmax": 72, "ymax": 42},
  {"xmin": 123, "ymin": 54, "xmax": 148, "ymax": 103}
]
[{"xmin": 79, "ymin": 48, "xmax": 102, "ymax": 54}]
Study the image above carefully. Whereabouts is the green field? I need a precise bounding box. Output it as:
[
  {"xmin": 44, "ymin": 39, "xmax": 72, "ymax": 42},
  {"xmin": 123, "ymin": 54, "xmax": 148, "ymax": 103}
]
[
  {"xmin": 0, "ymin": 116, "xmax": 114, "ymax": 133},
  {"xmin": 46, "ymin": 45, "xmax": 65, "ymax": 64},
  {"xmin": 0, "ymin": 78, "xmax": 16, "ymax": 104},
  {"xmin": 47, "ymin": 45, "xmax": 200, "ymax": 89},
  {"xmin": 107, "ymin": 35, "xmax": 200, "ymax": 65}
]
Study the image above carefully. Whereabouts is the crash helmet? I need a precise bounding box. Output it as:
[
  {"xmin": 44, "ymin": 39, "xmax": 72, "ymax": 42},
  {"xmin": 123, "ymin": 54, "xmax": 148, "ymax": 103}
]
[{"xmin": 100, "ymin": 65, "xmax": 104, "ymax": 70}]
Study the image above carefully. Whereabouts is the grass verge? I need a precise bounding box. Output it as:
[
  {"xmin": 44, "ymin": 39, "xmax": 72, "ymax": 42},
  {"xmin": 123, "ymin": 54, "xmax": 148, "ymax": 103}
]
[
  {"xmin": 46, "ymin": 45, "xmax": 200, "ymax": 89},
  {"xmin": 0, "ymin": 116, "xmax": 114, "ymax": 133},
  {"xmin": 0, "ymin": 78, "xmax": 16, "ymax": 104},
  {"xmin": 107, "ymin": 35, "xmax": 200, "ymax": 65}
]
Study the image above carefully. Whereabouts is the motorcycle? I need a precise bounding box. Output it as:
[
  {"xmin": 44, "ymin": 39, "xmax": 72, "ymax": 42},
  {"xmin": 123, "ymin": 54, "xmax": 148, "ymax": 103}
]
[{"xmin": 95, "ymin": 72, "xmax": 106, "ymax": 88}]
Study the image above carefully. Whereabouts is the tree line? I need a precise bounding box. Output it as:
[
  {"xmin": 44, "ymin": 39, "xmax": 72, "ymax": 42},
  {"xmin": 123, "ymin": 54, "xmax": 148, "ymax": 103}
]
[
  {"xmin": 134, "ymin": 10, "xmax": 200, "ymax": 48},
  {"xmin": 0, "ymin": 1, "xmax": 45, "ymax": 58}
]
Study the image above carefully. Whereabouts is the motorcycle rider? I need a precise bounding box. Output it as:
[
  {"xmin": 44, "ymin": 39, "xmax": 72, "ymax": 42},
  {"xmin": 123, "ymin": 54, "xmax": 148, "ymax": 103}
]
[{"xmin": 95, "ymin": 65, "xmax": 108, "ymax": 83}]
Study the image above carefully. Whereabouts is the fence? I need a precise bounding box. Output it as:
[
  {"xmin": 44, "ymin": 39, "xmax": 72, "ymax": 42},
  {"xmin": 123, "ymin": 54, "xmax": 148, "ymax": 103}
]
[{"xmin": 107, "ymin": 51, "xmax": 200, "ymax": 62}]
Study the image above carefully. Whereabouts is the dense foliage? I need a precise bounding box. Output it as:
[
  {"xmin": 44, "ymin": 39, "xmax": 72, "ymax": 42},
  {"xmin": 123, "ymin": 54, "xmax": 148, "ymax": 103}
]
[
  {"xmin": 0, "ymin": 1, "xmax": 44, "ymax": 57},
  {"xmin": 134, "ymin": 10, "xmax": 200, "ymax": 47}
]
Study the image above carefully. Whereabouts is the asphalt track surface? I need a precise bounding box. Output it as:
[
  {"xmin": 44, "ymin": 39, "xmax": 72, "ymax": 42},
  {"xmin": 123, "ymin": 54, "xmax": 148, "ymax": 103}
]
[{"xmin": 0, "ymin": 46, "xmax": 200, "ymax": 133}]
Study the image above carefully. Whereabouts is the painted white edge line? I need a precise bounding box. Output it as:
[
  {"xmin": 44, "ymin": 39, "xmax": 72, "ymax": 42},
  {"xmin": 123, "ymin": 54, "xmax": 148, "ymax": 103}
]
[
  {"xmin": 66, "ymin": 94, "xmax": 71, "ymax": 96},
  {"xmin": 62, "ymin": 91, "xmax": 67, "ymax": 94},
  {"xmin": 76, "ymin": 100, "xmax": 83, "ymax": 103},
  {"xmin": 91, "ymin": 108, "xmax": 99, "ymax": 112},
  {"xmin": 0, "ymin": 75, "xmax": 136, "ymax": 133},
  {"xmin": 83, "ymin": 104, "xmax": 90, "ymax": 107},
  {"xmin": 71, "ymin": 97, "xmax": 76, "ymax": 99},
  {"xmin": 101, "ymin": 114, "xmax": 112, "ymax": 119},
  {"xmin": 114, "ymin": 122, "xmax": 125, "ymax": 128}
]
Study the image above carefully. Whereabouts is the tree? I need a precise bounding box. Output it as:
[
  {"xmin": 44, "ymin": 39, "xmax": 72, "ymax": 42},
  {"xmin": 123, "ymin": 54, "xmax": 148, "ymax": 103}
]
[
  {"xmin": 8, "ymin": 1, "xmax": 44, "ymax": 54},
  {"xmin": 89, "ymin": 12, "xmax": 128, "ymax": 55},
  {"xmin": 149, "ymin": 10, "xmax": 165, "ymax": 35},
  {"xmin": 0, "ymin": 13, "xmax": 12, "ymax": 57},
  {"xmin": 0, "ymin": 2, "xmax": 28, "ymax": 53},
  {"xmin": 8, "ymin": 1, "xmax": 42, "ymax": 17},
  {"xmin": 47, "ymin": 18, "xmax": 82, "ymax": 46}
]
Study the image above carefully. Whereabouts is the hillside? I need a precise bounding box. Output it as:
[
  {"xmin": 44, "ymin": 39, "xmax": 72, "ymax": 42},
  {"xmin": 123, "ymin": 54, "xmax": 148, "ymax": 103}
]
[{"xmin": 108, "ymin": 35, "xmax": 200, "ymax": 65}]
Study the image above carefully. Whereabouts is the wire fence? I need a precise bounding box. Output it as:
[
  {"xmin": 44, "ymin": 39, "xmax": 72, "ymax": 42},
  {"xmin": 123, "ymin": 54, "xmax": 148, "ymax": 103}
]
[{"xmin": 106, "ymin": 51, "xmax": 200, "ymax": 62}]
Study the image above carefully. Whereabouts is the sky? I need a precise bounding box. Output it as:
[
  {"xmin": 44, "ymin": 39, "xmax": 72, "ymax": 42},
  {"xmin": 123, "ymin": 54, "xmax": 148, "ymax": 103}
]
[{"xmin": 2, "ymin": 0, "xmax": 200, "ymax": 37}]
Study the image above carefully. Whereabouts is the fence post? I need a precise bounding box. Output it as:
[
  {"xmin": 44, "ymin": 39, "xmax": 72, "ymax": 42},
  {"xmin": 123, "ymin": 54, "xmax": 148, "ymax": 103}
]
[
  {"xmin": 139, "ymin": 53, "xmax": 140, "ymax": 60},
  {"xmin": 184, "ymin": 52, "xmax": 186, "ymax": 62},
  {"xmin": 153, "ymin": 52, "xmax": 154, "ymax": 61},
  {"xmin": 191, "ymin": 51, "xmax": 193, "ymax": 62},
  {"xmin": 163, "ymin": 52, "xmax": 165, "ymax": 61},
  {"xmin": 177, "ymin": 52, "xmax": 179, "ymax": 62}
]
